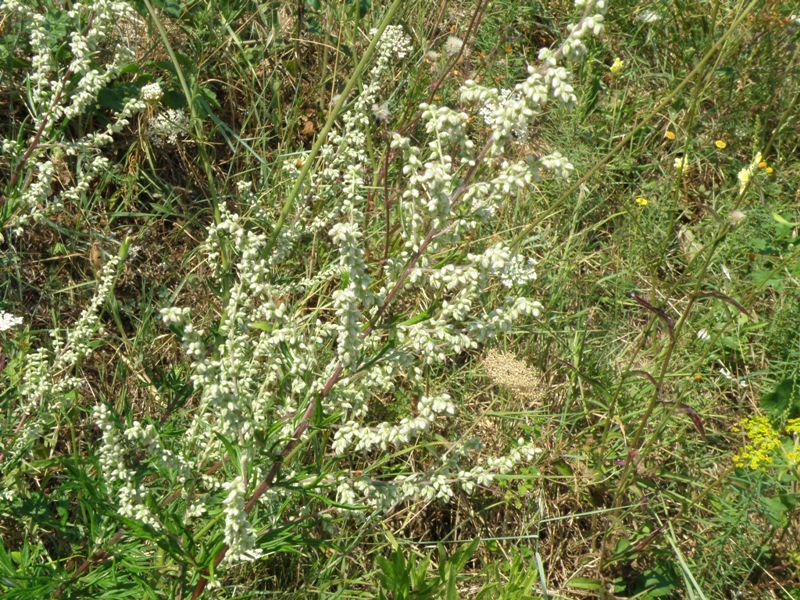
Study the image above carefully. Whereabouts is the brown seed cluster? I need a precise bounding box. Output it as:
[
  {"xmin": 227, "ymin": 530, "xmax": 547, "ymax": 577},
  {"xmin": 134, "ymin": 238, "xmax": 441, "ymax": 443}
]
[{"xmin": 481, "ymin": 349, "xmax": 545, "ymax": 403}]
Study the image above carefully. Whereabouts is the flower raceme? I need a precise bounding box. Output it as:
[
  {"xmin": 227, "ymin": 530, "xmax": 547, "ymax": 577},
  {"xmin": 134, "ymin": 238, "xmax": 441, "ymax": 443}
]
[{"xmin": 1, "ymin": 1, "xmax": 150, "ymax": 232}]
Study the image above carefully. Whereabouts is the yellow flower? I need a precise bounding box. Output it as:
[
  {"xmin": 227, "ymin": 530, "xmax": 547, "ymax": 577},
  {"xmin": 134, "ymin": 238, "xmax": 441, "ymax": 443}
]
[
  {"xmin": 714, "ymin": 139, "xmax": 727, "ymax": 149},
  {"xmin": 737, "ymin": 167, "xmax": 752, "ymax": 193},
  {"xmin": 758, "ymin": 161, "xmax": 767, "ymax": 169},
  {"xmin": 766, "ymin": 166, "xmax": 774, "ymax": 174},
  {"xmin": 693, "ymin": 373, "xmax": 703, "ymax": 382},
  {"xmin": 732, "ymin": 416, "xmax": 782, "ymax": 471},
  {"xmin": 504, "ymin": 44, "xmax": 513, "ymax": 55},
  {"xmin": 673, "ymin": 155, "xmax": 689, "ymax": 173},
  {"xmin": 610, "ymin": 57, "xmax": 624, "ymax": 75},
  {"xmin": 634, "ymin": 196, "xmax": 648, "ymax": 206},
  {"xmin": 664, "ymin": 130, "xmax": 676, "ymax": 140}
]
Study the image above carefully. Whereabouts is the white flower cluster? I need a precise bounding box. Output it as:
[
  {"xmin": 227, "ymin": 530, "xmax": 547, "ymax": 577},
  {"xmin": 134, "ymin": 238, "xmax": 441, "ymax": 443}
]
[
  {"xmin": 90, "ymin": 13, "xmax": 606, "ymax": 560},
  {"xmin": 563, "ymin": 0, "xmax": 607, "ymax": 61},
  {"xmin": 336, "ymin": 440, "xmax": 542, "ymax": 510},
  {"xmin": 94, "ymin": 404, "xmax": 159, "ymax": 528},
  {"xmin": 222, "ymin": 476, "xmax": 264, "ymax": 563},
  {"xmin": 540, "ymin": 151, "xmax": 575, "ymax": 179},
  {"xmin": 92, "ymin": 400, "xmax": 222, "ymax": 532},
  {"xmin": 392, "ymin": 243, "xmax": 542, "ymax": 364},
  {"xmin": 141, "ymin": 82, "xmax": 164, "ymax": 103},
  {"xmin": 309, "ymin": 25, "xmax": 411, "ymax": 228},
  {"xmin": 457, "ymin": 440, "xmax": 542, "ymax": 495},
  {"xmin": 332, "ymin": 394, "xmax": 456, "ymax": 454},
  {"xmin": 124, "ymin": 420, "xmax": 194, "ymax": 484},
  {"xmin": 461, "ymin": 0, "xmax": 606, "ymax": 154},
  {"xmin": 148, "ymin": 108, "xmax": 191, "ymax": 147},
  {"xmin": 1, "ymin": 1, "xmax": 147, "ymax": 229},
  {"xmin": 0, "ymin": 311, "xmax": 23, "ymax": 332},
  {"xmin": 3, "ymin": 0, "xmax": 135, "ymax": 124},
  {"xmin": 20, "ymin": 255, "xmax": 121, "ymax": 417},
  {"xmin": 0, "ymin": 254, "xmax": 122, "ymax": 493},
  {"xmin": 301, "ymin": 26, "xmax": 412, "ymax": 367}
]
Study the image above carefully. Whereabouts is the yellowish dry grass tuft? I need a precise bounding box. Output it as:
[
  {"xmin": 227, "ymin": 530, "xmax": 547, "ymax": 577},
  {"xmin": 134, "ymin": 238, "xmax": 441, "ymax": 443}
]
[{"xmin": 481, "ymin": 349, "xmax": 546, "ymax": 403}]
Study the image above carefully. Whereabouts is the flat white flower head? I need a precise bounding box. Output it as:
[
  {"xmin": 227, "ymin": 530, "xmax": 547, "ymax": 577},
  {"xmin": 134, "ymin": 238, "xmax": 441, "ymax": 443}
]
[
  {"xmin": 0, "ymin": 311, "xmax": 23, "ymax": 331},
  {"xmin": 141, "ymin": 82, "xmax": 163, "ymax": 102},
  {"xmin": 148, "ymin": 108, "xmax": 190, "ymax": 146}
]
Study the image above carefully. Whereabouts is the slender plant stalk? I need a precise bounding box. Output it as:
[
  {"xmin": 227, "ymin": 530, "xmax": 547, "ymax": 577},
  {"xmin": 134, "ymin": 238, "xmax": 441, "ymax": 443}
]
[
  {"xmin": 596, "ymin": 2, "xmax": 789, "ymax": 585},
  {"xmin": 264, "ymin": 0, "xmax": 406, "ymax": 256}
]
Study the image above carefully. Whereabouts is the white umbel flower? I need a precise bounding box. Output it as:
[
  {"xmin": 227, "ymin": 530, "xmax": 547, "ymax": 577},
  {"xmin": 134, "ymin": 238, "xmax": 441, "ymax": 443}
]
[
  {"xmin": 148, "ymin": 109, "xmax": 190, "ymax": 146},
  {"xmin": 141, "ymin": 82, "xmax": 163, "ymax": 102},
  {"xmin": 0, "ymin": 312, "xmax": 23, "ymax": 331}
]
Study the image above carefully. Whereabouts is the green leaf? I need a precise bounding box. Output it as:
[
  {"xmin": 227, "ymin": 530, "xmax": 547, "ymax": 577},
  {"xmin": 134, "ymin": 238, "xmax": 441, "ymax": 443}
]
[
  {"xmin": 397, "ymin": 309, "xmax": 433, "ymax": 326},
  {"xmin": 567, "ymin": 576, "xmax": 602, "ymax": 591},
  {"xmin": 771, "ymin": 212, "xmax": 799, "ymax": 227},
  {"xmin": 250, "ymin": 321, "xmax": 273, "ymax": 333},
  {"xmin": 750, "ymin": 269, "xmax": 784, "ymax": 290},
  {"xmin": 98, "ymin": 83, "xmax": 140, "ymax": 111},
  {"xmin": 760, "ymin": 378, "xmax": 800, "ymax": 420},
  {"xmin": 213, "ymin": 430, "xmax": 241, "ymax": 467},
  {"xmin": 761, "ymin": 496, "xmax": 789, "ymax": 527}
]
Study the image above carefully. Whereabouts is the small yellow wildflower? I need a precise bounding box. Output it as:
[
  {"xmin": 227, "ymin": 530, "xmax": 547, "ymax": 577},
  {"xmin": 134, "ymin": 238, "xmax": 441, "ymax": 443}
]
[
  {"xmin": 766, "ymin": 166, "xmax": 774, "ymax": 174},
  {"xmin": 634, "ymin": 196, "xmax": 648, "ymax": 206},
  {"xmin": 732, "ymin": 416, "xmax": 781, "ymax": 470},
  {"xmin": 786, "ymin": 418, "xmax": 800, "ymax": 434},
  {"xmin": 664, "ymin": 130, "xmax": 676, "ymax": 140},
  {"xmin": 504, "ymin": 44, "xmax": 513, "ymax": 55},
  {"xmin": 693, "ymin": 373, "xmax": 703, "ymax": 382},
  {"xmin": 673, "ymin": 155, "xmax": 689, "ymax": 173},
  {"xmin": 610, "ymin": 57, "xmax": 624, "ymax": 75},
  {"xmin": 758, "ymin": 161, "xmax": 767, "ymax": 169},
  {"xmin": 714, "ymin": 139, "xmax": 727, "ymax": 149},
  {"xmin": 737, "ymin": 167, "xmax": 752, "ymax": 193}
]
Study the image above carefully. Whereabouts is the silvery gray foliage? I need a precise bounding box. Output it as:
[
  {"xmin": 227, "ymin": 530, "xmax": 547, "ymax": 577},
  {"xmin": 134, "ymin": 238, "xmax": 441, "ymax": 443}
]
[{"xmin": 93, "ymin": 1, "xmax": 608, "ymax": 564}]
